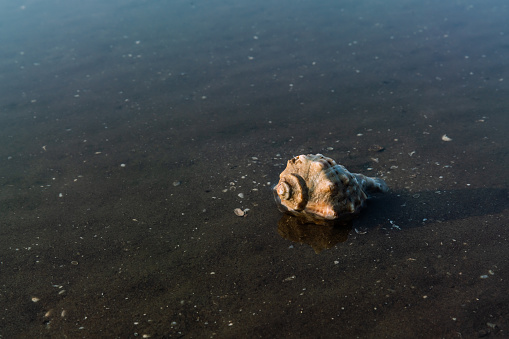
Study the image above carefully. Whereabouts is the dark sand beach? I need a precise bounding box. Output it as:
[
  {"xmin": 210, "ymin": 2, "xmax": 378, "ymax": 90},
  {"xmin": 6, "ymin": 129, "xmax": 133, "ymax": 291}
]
[{"xmin": 0, "ymin": 0, "xmax": 508, "ymax": 337}]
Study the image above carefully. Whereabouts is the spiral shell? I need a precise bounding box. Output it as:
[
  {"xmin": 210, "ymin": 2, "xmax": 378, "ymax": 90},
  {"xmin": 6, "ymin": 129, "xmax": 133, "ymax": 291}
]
[{"xmin": 274, "ymin": 154, "xmax": 388, "ymax": 221}]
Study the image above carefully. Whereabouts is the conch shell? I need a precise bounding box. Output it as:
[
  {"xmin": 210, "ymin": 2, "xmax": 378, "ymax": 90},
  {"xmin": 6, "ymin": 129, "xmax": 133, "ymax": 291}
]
[{"xmin": 274, "ymin": 154, "xmax": 388, "ymax": 221}]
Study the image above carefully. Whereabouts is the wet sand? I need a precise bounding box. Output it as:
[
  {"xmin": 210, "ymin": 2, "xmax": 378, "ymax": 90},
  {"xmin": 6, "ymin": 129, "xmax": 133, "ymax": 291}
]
[{"xmin": 0, "ymin": 0, "xmax": 508, "ymax": 337}]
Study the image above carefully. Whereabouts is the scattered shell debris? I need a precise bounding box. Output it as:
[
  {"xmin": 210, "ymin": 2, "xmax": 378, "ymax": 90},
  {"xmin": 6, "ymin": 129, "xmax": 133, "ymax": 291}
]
[
  {"xmin": 441, "ymin": 134, "xmax": 453, "ymax": 141},
  {"xmin": 283, "ymin": 275, "xmax": 296, "ymax": 282},
  {"xmin": 223, "ymin": 155, "xmax": 276, "ymax": 212},
  {"xmin": 480, "ymin": 270, "xmax": 495, "ymax": 279},
  {"xmin": 389, "ymin": 220, "xmax": 401, "ymax": 230},
  {"xmin": 234, "ymin": 208, "xmax": 250, "ymax": 217}
]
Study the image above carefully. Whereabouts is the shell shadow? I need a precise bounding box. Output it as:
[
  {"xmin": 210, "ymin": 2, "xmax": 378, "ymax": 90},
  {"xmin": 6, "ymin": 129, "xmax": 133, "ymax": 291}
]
[
  {"xmin": 275, "ymin": 187, "xmax": 508, "ymax": 252},
  {"xmin": 360, "ymin": 186, "xmax": 508, "ymax": 228}
]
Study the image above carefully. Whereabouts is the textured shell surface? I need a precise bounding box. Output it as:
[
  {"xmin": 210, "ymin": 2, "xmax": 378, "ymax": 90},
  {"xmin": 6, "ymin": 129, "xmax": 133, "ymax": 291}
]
[{"xmin": 274, "ymin": 154, "xmax": 388, "ymax": 221}]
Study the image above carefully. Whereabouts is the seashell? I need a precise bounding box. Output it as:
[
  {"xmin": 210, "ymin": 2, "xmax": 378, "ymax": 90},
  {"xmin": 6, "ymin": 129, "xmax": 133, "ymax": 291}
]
[{"xmin": 274, "ymin": 154, "xmax": 388, "ymax": 221}]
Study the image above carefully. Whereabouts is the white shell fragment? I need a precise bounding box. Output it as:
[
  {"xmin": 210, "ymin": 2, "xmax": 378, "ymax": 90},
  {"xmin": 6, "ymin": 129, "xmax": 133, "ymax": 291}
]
[
  {"xmin": 441, "ymin": 134, "xmax": 453, "ymax": 141},
  {"xmin": 274, "ymin": 154, "xmax": 388, "ymax": 222},
  {"xmin": 234, "ymin": 208, "xmax": 245, "ymax": 217}
]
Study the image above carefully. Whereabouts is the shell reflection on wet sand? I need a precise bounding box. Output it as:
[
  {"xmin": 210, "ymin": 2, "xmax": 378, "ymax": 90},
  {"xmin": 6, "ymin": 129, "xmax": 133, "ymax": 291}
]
[{"xmin": 274, "ymin": 154, "xmax": 388, "ymax": 223}]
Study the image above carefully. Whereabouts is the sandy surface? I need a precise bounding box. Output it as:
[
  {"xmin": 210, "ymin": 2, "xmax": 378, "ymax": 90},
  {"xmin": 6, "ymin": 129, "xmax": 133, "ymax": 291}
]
[{"xmin": 0, "ymin": 0, "xmax": 508, "ymax": 337}]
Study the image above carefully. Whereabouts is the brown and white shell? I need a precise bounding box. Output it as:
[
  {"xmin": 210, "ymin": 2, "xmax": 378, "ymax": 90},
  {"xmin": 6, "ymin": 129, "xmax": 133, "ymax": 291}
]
[{"xmin": 274, "ymin": 154, "xmax": 388, "ymax": 221}]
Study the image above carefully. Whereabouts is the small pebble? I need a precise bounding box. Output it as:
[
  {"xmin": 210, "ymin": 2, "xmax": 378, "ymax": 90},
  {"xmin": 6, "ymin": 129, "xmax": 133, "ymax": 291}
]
[
  {"xmin": 238, "ymin": 193, "xmax": 244, "ymax": 199},
  {"xmin": 120, "ymin": 163, "xmax": 126, "ymax": 167},
  {"xmin": 234, "ymin": 208, "xmax": 245, "ymax": 217},
  {"xmin": 31, "ymin": 297, "xmax": 40, "ymax": 302},
  {"xmin": 441, "ymin": 134, "xmax": 453, "ymax": 141},
  {"xmin": 283, "ymin": 275, "xmax": 296, "ymax": 282},
  {"xmin": 487, "ymin": 322, "xmax": 497, "ymax": 329}
]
